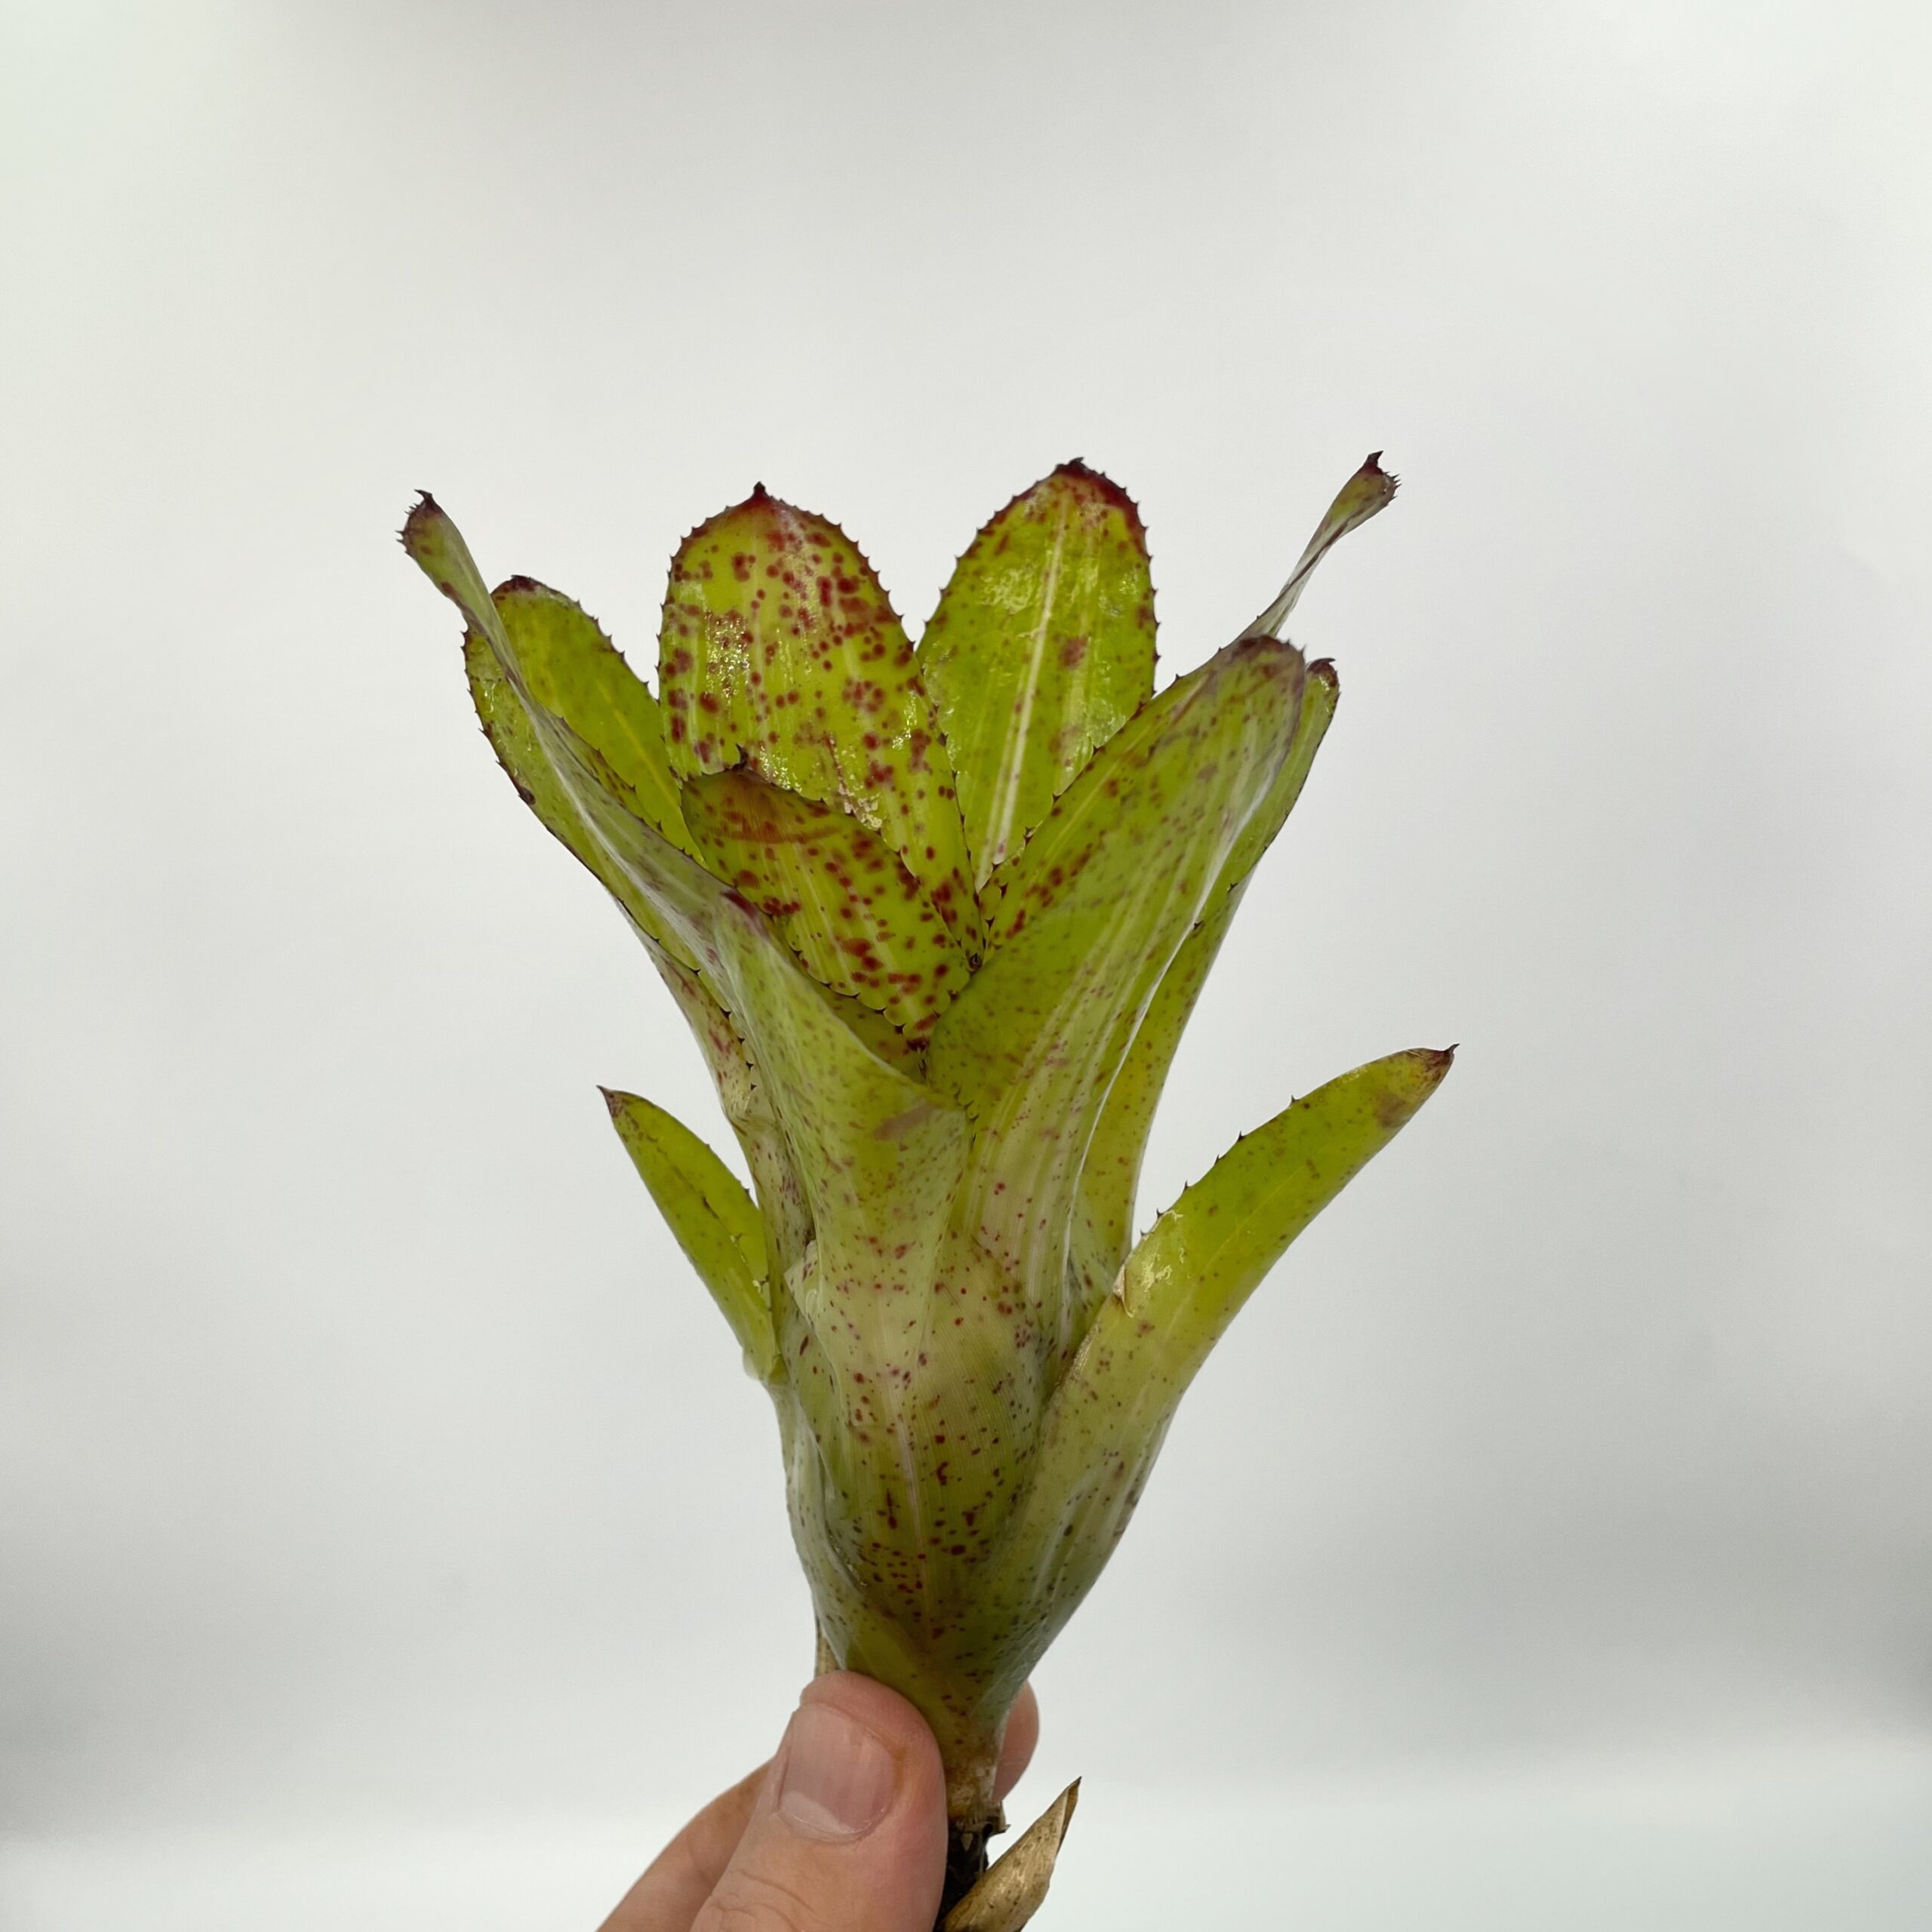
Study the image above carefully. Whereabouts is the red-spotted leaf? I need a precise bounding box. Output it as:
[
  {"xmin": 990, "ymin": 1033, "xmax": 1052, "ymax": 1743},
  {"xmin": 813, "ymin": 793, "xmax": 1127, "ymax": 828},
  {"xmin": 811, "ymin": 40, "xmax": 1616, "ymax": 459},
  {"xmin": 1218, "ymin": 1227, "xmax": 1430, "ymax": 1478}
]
[
  {"xmin": 1072, "ymin": 662, "xmax": 1340, "ymax": 1297},
  {"xmin": 918, "ymin": 462, "xmax": 1157, "ymax": 892},
  {"xmin": 658, "ymin": 488, "xmax": 983, "ymax": 955},
  {"xmin": 928, "ymin": 637, "xmax": 1307, "ymax": 1363},
  {"xmin": 986, "ymin": 1048, "xmax": 1454, "ymax": 1665},
  {"xmin": 681, "ymin": 770, "xmax": 969, "ymax": 1042},
  {"xmin": 404, "ymin": 496, "xmax": 723, "ymax": 971}
]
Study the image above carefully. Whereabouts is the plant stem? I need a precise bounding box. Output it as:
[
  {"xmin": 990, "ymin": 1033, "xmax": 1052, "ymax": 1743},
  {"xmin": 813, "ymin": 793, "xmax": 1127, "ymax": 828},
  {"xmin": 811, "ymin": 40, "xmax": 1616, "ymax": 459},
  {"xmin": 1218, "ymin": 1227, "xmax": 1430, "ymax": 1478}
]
[{"xmin": 937, "ymin": 1819, "xmax": 992, "ymax": 1927}]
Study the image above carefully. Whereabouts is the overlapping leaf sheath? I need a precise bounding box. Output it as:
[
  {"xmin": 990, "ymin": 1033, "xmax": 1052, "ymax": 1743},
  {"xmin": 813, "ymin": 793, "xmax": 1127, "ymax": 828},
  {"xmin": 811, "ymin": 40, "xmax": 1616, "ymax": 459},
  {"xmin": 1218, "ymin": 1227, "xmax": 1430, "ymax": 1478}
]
[
  {"xmin": 660, "ymin": 488, "xmax": 983, "ymax": 955},
  {"xmin": 403, "ymin": 452, "xmax": 1445, "ymax": 1865},
  {"xmin": 931, "ymin": 636, "xmax": 1306, "ymax": 1369},
  {"xmin": 682, "ymin": 771, "xmax": 968, "ymax": 1041}
]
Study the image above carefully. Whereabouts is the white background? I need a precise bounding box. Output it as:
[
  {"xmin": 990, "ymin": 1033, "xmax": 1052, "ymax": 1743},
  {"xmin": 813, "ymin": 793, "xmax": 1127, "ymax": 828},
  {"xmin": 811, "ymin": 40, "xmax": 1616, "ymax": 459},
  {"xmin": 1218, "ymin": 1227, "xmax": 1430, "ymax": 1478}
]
[{"xmin": 3, "ymin": 2, "xmax": 1928, "ymax": 1925}]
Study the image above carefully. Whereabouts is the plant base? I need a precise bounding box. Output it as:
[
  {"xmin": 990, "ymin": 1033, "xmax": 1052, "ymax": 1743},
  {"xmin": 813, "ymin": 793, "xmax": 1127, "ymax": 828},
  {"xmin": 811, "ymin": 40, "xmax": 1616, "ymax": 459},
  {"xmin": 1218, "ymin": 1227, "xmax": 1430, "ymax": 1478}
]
[{"xmin": 939, "ymin": 1780, "xmax": 1079, "ymax": 1932}]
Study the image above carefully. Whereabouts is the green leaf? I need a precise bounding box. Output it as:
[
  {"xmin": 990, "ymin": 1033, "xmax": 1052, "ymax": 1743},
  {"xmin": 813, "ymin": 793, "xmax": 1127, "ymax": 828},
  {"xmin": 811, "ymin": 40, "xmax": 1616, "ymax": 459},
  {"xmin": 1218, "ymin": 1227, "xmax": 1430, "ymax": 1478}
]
[
  {"xmin": 681, "ymin": 769, "xmax": 969, "ymax": 1042},
  {"xmin": 407, "ymin": 497, "xmax": 934, "ymax": 1280},
  {"xmin": 1246, "ymin": 452, "xmax": 1398, "ymax": 640},
  {"xmin": 489, "ymin": 579, "xmax": 695, "ymax": 854},
  {"xmin": 648, "ymin": 943, "xmax": 813, "ymax": 1290},
  {"xmin": 918, "ymin": 463, "xmax": 1156, "ymax": 891},
  {"xmin": 1113, "ymin": 1044, "xmax": 1453, "ymax": 1373},
  {"xmin": 712, "ymin": 898, "xmax": 970, "ymax": 1327},
  {"xmin": 709, "ymin": 897, "xmax": 989, "ymax": 1491},
  {"xmin": 1072, "ymin": 663, "xmax": 1340, "ymax": 1294},
  {"xmin": 658, "ymin": 488, "xmax": 983, "ymax": 956},
  {"xmin": 405, "ymin": 496, "xmax": 832, "ymax": 1274},
  {"xmin": 404, "ymin": 495, "xmax": 724, "ymax": 971},
  {"xmin": 460, "ymin": 624, "xmax": 669, "ymax": 942},
  {"xmin": 987, "ymin": 1047, "xmax": 1453, "ymax": 1646},
  {"xmin": 602, "ymin": 1087, "xmax": 777, "ymax": 1380},
  {"xmin": 1072, "ymin": 450, "xmax": 1400, "ymax": 1295},
  {"xmin": 928, "ymin": 637, "xmax": 1307, "ymax": 1363}
]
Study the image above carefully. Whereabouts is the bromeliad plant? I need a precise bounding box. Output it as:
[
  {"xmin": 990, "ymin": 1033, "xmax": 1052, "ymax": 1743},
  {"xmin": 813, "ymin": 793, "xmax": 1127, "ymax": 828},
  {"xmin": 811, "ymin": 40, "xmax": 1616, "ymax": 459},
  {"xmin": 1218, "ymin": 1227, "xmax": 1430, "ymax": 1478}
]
[{"xmin": 405, "ymin": 454, "xmax": 1448, "ymax": 1921}]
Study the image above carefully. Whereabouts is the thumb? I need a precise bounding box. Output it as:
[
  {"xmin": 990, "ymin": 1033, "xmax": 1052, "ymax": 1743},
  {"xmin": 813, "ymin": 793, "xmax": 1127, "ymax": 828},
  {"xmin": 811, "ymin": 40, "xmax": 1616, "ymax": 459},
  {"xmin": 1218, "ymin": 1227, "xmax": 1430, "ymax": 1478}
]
[{"xmin": 694, "ymin": 1672, "xmax": 948, "ymax": 1932}]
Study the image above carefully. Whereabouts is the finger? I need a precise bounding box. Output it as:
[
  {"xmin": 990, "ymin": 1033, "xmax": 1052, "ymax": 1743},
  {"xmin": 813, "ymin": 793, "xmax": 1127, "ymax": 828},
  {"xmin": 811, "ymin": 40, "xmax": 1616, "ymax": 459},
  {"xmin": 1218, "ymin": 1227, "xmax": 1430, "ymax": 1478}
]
[
  {"xmin": 598, "ymin": 1760, "xmax": 768, "ymax": 1931},
  {"xmin": 992, "ymin": 1683, "xmax": 1039, "ymax": 1804},
  {"xmin": 694, "ymin": 1671, "xmax": 947, "ymax": 1932}
]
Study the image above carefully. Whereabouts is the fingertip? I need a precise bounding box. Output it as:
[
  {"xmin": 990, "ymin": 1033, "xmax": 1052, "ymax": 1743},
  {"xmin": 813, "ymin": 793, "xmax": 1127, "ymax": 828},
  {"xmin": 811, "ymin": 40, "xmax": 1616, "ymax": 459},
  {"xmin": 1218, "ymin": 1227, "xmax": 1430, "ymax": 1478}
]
[
  {"xmin": 694, "ymin": 1672, "xmax": 948, "ymax": 1930},
  {"xmin": 797, "ymin": 1669, "xmax": 947, "ymax": 1810},
  {"xmin": 994, "ymin": 1683, "xmax": 1040, "ymax": 1803}
]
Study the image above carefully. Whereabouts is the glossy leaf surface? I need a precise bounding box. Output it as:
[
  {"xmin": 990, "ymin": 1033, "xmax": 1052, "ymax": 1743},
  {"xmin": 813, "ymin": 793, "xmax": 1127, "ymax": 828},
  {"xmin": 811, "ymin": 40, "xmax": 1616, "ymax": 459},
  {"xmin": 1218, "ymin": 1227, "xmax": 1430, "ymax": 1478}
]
[
  {"xmin": 659, "ymin": 488, "xmax": 983, "ymax": 955},
  {"xmin": 404, "ymin": 456, "xmax": 1443, "ymax": 1849},
  {"xmin": 930, "ymin": 637, "xmax": 1306, "ymax": 1357},
  {"xmin": 682, "ymin": 769, "xmax": 968, "ymax": 1041},
  {"xmin": 711, "ymin": 897, "xmax": 971, "ymax": 1386},
  {"xmin": 604, "ymin": 1087, "xmax": 777, "ymax": 1379},
  {"xmin": 1247, "ymin": 451, "xmax": 1399, "ymax": 639},
  {"xmin": 490, "ymin": 579, "xmax": 694, "ymax": 851},
  {"xmin": 649, "ymin": 943, "xmax": 813, "ymax": 1287},
  {"xmin": 992, "ymin": 1046, "xmax": 1452, "ymax": 1655},
  {"xmin": 1118, "ymin": 1044, "xmax": 1452, "ymax": 1372},
  {"xmin": 918, "ymin": 463, "xmax": 1156, "ymax": 890},
  {"xmin": 405, "ymin": 497, "xmax": 725, "ymax": 972},
  {"xmin": 1073, "ymin": 663, "xmax": 1340, "ymax": 1290}
]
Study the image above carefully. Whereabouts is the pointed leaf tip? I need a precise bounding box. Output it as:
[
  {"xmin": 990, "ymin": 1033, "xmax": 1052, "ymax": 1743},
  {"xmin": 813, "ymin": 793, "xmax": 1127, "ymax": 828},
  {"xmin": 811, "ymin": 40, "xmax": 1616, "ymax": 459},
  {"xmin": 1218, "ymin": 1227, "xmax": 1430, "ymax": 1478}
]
[
  {"xmin": 943, "ymin": 1777, "xmax": 1081, "ymax": 1932},
  {"xmin": 1009, "ymin": 1040, "xmax": 1454, "ymax": 1595},
  {"xmin": 399, "ymin": 490, "xmax": 440, "ymax": 544},
  {"xmin": 1049, "ymin": 457, "xmax": 1144, "ymax": 523},
  {"xmin": 1248, "ymin": 451, "xmax": 1401, "ymax": 641},
  {"xmin": 604, "ymin": 1086, "xmax": 776, "ymax": 1378}
]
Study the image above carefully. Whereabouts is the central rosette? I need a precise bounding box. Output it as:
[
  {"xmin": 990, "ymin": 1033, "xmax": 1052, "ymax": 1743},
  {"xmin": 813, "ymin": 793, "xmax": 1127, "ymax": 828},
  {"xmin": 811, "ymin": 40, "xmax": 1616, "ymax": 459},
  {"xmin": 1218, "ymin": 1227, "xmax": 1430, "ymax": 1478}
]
[{"xmin": 404, "ymin": 454, "xmax": 1447, "ymax": 1839}]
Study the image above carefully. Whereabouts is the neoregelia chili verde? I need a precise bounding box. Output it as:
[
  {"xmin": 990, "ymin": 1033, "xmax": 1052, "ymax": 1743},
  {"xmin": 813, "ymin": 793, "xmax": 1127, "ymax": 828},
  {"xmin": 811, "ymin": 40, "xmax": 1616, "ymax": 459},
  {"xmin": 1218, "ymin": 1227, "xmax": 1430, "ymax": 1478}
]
[{"xmin": 404, "ymin": 454, "xmax": 1449, "ymax": 1923}]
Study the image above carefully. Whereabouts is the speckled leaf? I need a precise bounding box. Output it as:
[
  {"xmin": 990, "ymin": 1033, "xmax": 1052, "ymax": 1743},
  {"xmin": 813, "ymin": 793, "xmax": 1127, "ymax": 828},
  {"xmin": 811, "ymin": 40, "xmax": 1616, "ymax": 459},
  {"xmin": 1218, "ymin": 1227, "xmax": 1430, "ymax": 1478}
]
[
  {"xmin": 602, "ymin": 1087, "xmax": 777, "ymax": 1380},
  {"xmin": 491, "ymin": 579, "xmax": 694, "ymax": 851},
  {"xmin": 649, "ymin": 943, "xmax": 812, "ymax": 1290},
  {"xmin": 681, "ymin": 770, "xmax": 968, "ymax": 1042},
  {"xmin": 1245, "ymin": 451, "xmax": 1398, "ymax": 641},
  {"xmin": 711, "ymin": 897, "xmax": 971, "ymax": 1361},
  {"xmin": 405, "ymin": 495, "xmax": 724, "ymax": 972},
  {"xmin": 658, "ymin": 488, "xmax": 983, "ymax": 955},
  {"xmin": 408, "ymin": 498, "xmax": 825, "ymax": 1271},
  {"xmin": 1072, "ymin": 663, "xmax": 1340, "ymax": 1296},
  {"xmin": 411, "ymin": 546, "xmax": 813, "ymax": 1282},
  {"xmin": 918, "ymin": 463, "xmax": 1156, "ymax": 891},
  {"xmin": 1117, "ymin": 1044, "xmax": 1451, "ymax": 1371},
  {"xmin": 460, "ymin": 624, "xmax": 673, "ymax": 948},
  {"xmin": 406, "ymin": 466, "xmax": 1441, "ymax": 1842},
  {"xmin": 1072, "ymin": 451, "xmax": 1398, "ymax": 1293},
  {"xmin": 928, "ymin": 637, "xmax": 1306, "ymax": 1362},
  {"xmin": 989, "ymin": 1048, "xmax": 1453, "ymax": 1647}
]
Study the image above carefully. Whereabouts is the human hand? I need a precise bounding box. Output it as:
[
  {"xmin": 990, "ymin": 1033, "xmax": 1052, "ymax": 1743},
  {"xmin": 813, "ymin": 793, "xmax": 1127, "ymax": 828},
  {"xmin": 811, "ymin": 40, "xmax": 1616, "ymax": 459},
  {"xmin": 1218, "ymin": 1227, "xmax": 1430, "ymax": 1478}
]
[{"xmin": 598, "ymin": 1673, "xmax": 1041, "ymax": 1932}]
